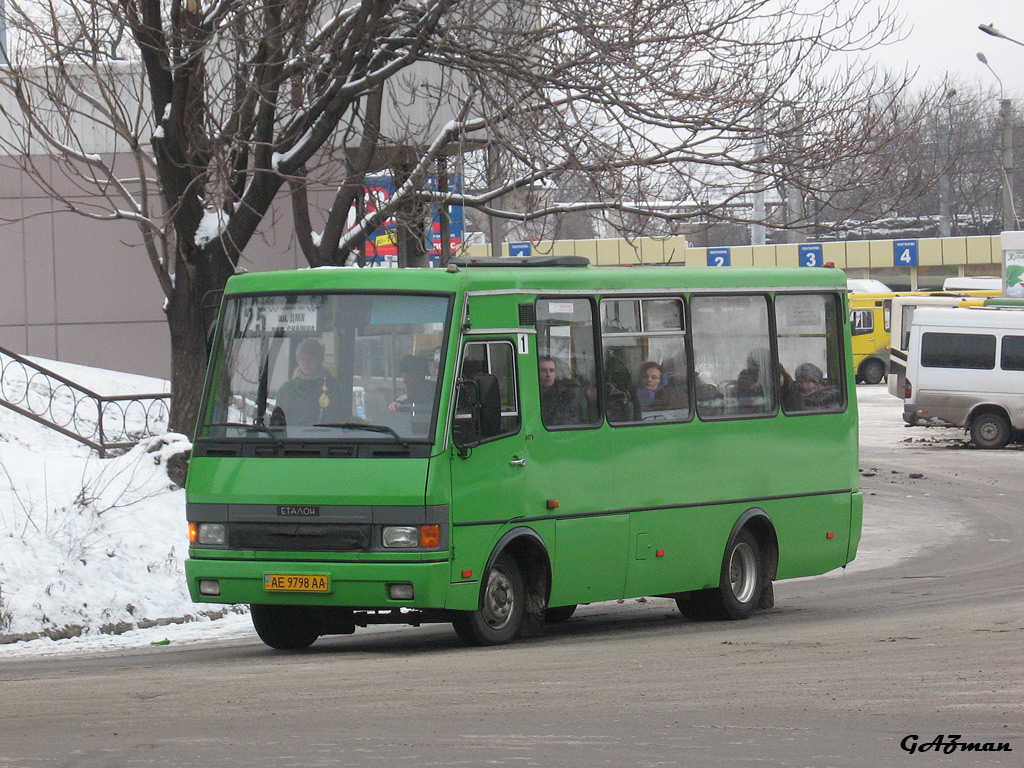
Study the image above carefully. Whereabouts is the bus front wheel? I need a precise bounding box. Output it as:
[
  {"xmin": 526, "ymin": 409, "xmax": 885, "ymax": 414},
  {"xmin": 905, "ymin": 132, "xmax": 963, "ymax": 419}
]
[
  {"xmin": 250, "ymin": 604, "xmax": 321, "ymax": 650},
  {"xmin": 677, "ymin": 529, "xmax": 764, "ymax": 621},
  {"xmin": 452, "ymin": 553, "xmax": 525, "ymax": 646}
]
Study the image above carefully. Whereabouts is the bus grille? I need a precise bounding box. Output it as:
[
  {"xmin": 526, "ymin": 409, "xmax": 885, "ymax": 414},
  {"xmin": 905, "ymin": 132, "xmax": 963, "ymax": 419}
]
[{"xmin": 229, "ymin": 523, "xmax": 370, "ymax": 552}]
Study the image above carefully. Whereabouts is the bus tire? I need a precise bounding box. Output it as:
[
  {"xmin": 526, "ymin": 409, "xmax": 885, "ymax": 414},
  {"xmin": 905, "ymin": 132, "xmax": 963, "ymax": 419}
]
[
  {"xmin": 678, "ymin": 529, "xmax": 764, "ymax": 621},
  {"xmin": 970, "ymin": 411, "xmax": 1011, "ymax": 449},
  {"xmin": 544, "ymin": 604, "xmax": 577, "ymax": 623},
  {"xmin": 859, "ymin": 359, "xmax": 885, "ymax": 386},
  {"xmin": 718, "ymin": 529, "xmax": 764, "ymax": 619},
  {"xmin": 249, "ymin": 604, "xmax": 320, "ymax": 650},
  {"xmin": 452, "ymin": 552, "xmax": 525, "ymax": 646}
]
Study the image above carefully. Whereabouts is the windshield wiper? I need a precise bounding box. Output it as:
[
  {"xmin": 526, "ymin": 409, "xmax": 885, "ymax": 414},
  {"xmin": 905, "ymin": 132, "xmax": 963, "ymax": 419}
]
[
  {"xmin": 205, "ymin": 421, "xmax": 285, "ymax": 448},
  {"xmin": 314, "ymin": 422, "xmax": 410, "ymax": 450}
]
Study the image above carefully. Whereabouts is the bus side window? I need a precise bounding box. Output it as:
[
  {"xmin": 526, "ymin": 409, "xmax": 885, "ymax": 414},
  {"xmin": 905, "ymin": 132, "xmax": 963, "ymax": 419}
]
[
  {"xmin": 690, "ymin": 295, "xmax": 774, "ymax": 418},
  {"xmin": 600, "ymin": 297, "xmax": 689, "ymax": 425},
  {"xmin": 777, "ymin": 293, "xmax": 846, "ymax": 414},
  {"xmin": 454, "ymin": 340, "xmax": 521, "ymax": 442},
  {"xmin": 536, "ymin": 298, "xmax": 601, "ymax": 429}
]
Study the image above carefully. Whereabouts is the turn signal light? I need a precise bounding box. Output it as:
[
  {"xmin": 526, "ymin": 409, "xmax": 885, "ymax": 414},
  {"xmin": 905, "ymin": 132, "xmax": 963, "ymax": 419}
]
[
  {"xmin": 188, "ymin": 522, "xmax": 198, "ymax": 545},
  {"xmin": 419, "ymin": 525, "xmax": 440, "ymax": 549}
]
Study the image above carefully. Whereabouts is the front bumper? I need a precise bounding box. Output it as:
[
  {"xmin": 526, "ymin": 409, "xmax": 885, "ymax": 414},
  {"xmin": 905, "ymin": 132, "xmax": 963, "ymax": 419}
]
[{"xmin": 185, "ymin": 556, "xmax": 455, "ymax": 609}]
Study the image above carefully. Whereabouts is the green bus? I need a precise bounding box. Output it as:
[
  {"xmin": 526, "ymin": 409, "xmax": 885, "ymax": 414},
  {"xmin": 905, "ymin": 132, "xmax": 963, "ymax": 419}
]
[{"xmin": 185, "ymin": 257, "xmax": 862, "ymax": 649}]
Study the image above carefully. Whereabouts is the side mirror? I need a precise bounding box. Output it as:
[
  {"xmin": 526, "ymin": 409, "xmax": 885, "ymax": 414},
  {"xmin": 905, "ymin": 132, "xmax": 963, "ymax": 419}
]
[
  {"xmin": 202, "ymin": 289, "xmax": 225, "ymax": 358},
  {"xmin": 452, "ymin": 373, "xmax": 502, "ymax": 456}
]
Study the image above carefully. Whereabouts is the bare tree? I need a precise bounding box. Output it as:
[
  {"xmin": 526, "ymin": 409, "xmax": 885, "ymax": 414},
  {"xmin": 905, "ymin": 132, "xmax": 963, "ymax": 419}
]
[{"xmin": 0, "ymin": 0, "xmax": 923, "ymax": 435}]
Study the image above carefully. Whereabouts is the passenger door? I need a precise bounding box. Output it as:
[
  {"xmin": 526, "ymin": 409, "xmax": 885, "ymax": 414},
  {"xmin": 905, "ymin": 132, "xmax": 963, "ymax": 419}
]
[{"xmin": 448, "ymin": 337, "xmax": 532, "ymax": 578}]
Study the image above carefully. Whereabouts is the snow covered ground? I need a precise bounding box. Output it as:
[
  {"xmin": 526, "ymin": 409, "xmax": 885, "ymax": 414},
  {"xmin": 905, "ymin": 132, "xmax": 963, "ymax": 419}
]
[{"xmin": 0, "ymin": 360, "xmax": 958, "ymax": 660}]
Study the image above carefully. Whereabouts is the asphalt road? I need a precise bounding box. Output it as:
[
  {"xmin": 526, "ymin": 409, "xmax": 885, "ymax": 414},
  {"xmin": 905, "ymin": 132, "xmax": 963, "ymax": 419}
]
[{"xmin": 1, "ymin": 388, "xmax": 1022, "ymax": 767}]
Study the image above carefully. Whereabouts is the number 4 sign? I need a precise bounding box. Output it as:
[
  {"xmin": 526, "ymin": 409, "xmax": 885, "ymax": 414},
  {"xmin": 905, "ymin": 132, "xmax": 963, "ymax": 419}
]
[{"xmin": 895, "ymin": 239, "xmax": 918, "ymax": 267}]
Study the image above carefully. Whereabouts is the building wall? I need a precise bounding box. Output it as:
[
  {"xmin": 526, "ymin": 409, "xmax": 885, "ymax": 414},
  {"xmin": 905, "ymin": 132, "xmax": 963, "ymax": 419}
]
[{"xmin": 0, "ymin": 156, "xmax": 306, "ymax": 379}]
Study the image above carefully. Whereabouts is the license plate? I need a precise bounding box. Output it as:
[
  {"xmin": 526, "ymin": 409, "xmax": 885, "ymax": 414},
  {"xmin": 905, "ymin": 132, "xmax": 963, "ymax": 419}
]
[{"xmin": 263, "ymin": 574, "xmax": 329, "ymax": 592}]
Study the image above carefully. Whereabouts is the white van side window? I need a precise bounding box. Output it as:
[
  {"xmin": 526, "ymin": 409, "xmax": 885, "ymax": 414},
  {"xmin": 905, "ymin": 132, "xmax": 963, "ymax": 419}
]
[
  {"xmin": 921, "ymin": 333, "xmax": 996, "ymax": 370},
  {"xmin": 1000, "ymin": 336, "xmax": 1024, "ymax": 371}
]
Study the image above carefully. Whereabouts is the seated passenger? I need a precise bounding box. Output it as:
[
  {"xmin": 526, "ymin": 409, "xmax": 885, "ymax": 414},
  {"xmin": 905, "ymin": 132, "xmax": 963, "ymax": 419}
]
[
  {"xmin": 794, "ymin": 362, "xmax": 840, "ymax": 409},
  {"xmin": 780, "ymin": 365, "xmax": 803, "ymax": 411},
  {"xmin": 539, "ymin": 356, "xmax": 588, "ymax": 426},
  {"xmin": 734, "ymin": 348, "xmax": 772, "ymax": 412},
  {"xmin": 651, "ymin": 360, "xmax": 689, "ymax": 411},
  {"xmin": 636, "ymin": 361, "xmax": 667, "ymax": 407},
  {"xmin": 389, "ymin": 349, "xmax": 439, "ymax": 415},
  {"xmin": 603, "ymin": 353, "xmax": 641, "ymax": 423},
  {"xmin": 274, "ymin": 337, "xmax": 343, "ymax": 425}
]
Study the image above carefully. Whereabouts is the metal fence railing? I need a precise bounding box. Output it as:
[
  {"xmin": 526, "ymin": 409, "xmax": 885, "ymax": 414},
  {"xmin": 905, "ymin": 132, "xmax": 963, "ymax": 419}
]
[{"xmin": 0, "ymin": 345, "xmax": 171, "ymax": 457}]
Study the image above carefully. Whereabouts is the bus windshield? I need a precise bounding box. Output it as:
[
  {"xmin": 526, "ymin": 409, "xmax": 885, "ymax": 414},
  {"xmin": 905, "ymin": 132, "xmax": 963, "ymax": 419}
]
[{"xmin": 202, "ymin": 292, "xmax": 450, "ymax": 442}]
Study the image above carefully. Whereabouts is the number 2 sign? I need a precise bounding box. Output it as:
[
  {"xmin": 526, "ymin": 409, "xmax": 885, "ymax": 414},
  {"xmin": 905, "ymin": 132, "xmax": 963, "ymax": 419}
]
[{"xmin": 707, "ymin": 247, "xmax": 730, "ymax": 267}]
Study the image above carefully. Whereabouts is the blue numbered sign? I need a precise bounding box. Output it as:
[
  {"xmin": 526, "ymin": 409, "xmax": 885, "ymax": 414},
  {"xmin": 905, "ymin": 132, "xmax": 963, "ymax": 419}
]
[
  {"xmin": 894, "ymin": 239, "xmax": 918, "ymax": 267},
  {"xmin": 509, "ymin": 241, "xmax": 532, "ymax": 258},
  {"xmin": 798, "ymin": 243, "xmax": 823, "ymax": 267},
  {"xmin": 707, "ymin": 247, "xmax": 731, "ymax": 267}
]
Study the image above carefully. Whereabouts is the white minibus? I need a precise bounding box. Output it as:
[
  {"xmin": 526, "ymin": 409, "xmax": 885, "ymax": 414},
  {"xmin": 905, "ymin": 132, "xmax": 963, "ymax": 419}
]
[{"xmin": 902, "ymin": 306, "xmax": 1024, "ymax": 449}]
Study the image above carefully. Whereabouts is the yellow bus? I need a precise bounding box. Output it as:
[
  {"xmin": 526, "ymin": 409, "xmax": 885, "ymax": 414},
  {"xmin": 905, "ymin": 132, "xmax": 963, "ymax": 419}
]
[{"xmin": 849, "ymin": 293, "xmax": 894, "ymax": 385}]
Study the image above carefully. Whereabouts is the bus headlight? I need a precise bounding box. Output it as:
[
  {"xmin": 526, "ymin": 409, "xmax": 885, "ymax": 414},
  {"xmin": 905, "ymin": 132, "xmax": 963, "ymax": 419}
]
[
  {"xmin": 196, "ymin": 523, "xmax": 227, "ymax": 546},
  {"xmin": 383, "ymin": 526, "xmax": 419, "ymax": 548}
]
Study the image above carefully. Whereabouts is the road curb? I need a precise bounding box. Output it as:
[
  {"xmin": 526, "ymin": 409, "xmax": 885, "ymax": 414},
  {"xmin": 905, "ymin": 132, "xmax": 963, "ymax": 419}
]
[{"xmin": 0, "ymin": 607, "xmax": 244, "ymax": 645}]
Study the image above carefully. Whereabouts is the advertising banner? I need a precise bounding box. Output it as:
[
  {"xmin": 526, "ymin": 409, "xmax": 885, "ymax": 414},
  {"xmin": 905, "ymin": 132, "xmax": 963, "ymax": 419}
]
[
  {"xmin": 1002, "ymin": 231, "xmax": 1024, "ymax": 296},
  {"xmin": 364, "ymin": 175, "xmax": 464, "ymax": 265}
]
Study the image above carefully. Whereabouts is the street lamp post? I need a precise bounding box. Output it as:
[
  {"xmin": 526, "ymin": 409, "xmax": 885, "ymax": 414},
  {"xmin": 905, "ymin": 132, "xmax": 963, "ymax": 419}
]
[
  {"xmin": 979, "ymin": 23, "xmax": 1024, "ymax": 49},
  {"xmin": 977, "ymin": 52, "xmax": 1016, "ymax": 230}
]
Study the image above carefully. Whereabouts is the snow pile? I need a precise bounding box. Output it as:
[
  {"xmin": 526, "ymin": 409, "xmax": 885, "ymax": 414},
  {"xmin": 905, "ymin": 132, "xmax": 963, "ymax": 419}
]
[{"xmin": 0, "ymin": 360, "xmax": 220, "ymax": 643}]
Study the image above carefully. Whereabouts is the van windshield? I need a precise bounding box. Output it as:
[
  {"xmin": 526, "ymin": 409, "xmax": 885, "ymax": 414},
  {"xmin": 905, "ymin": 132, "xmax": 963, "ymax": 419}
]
[{"xmin": 201, "ymin": 292, "xmax": 451, "ymax": 443}]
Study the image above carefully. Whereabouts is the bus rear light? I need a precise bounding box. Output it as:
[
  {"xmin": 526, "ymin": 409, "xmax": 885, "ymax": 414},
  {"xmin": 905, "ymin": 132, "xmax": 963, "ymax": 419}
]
[{"xmin": 904, "ymin": 379, "xmax": 912, "ymax": 399}]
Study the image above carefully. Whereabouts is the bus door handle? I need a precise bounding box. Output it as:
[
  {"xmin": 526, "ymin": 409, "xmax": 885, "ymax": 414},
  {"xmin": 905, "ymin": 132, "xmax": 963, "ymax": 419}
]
[{"xmin": 509, "ymin": 457, "xmax": 527, "ymax": 467}]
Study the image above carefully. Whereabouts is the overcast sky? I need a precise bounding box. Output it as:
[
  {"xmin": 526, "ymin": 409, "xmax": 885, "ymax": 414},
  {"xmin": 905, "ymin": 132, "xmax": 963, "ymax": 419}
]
[{"xmin": 863, "ymin": 0, "xmax": 1024, "ymax": 98}]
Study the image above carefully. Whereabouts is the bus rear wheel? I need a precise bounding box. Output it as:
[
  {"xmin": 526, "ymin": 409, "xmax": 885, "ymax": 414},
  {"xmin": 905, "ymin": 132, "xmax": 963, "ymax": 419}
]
[
  {"xmin": 676, "ymin": 529, "xmax": 764, "ymax": 621},
  {"xmin": 250, "ymin": 604, "xmax": 321, "ymax": 650},
  {"xmin": 859, "ymin": 359, "xmax": 885, "ymax": 386},
  {"xmin": 970, "ymin": 412, "xmax": 1011, "ymax": 449},
  {"xmin": 452, "ymin": 553, "xmax": 525, "ymax": 646}
]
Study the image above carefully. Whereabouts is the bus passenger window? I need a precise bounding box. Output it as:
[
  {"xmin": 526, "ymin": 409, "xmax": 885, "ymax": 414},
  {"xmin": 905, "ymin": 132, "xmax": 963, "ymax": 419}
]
[
  {"xmin": 536, "ymin": 298, "xmax": 601, "ymax": 429},
  {"xmin": 600, "ymin": 297, "xmax": 689, "ymax": 425},
  {"xmin": 690, "ymin": 295, "xmax": 773, "ymax": 418},
  {"xmin": 777, "ymin": 293, "xmax": 846, "ymax": 414}
]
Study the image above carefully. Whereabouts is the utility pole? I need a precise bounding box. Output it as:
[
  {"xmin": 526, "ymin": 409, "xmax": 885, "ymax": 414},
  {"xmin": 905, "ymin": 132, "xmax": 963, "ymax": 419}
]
[
  {"xmin": 487, "ymin": 144, "xmax": 504, "ymax": 258},
  {"xmin": 1000, "ymin": 98, "xmax": 1016, "ymax": 229},
  {"xmin": 938, "ymin": 89, "xmax": 956, "ymax": 237},
  {"xmin": 751, "ymin": 109, "xmax": 767, "ymax": 246}
]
